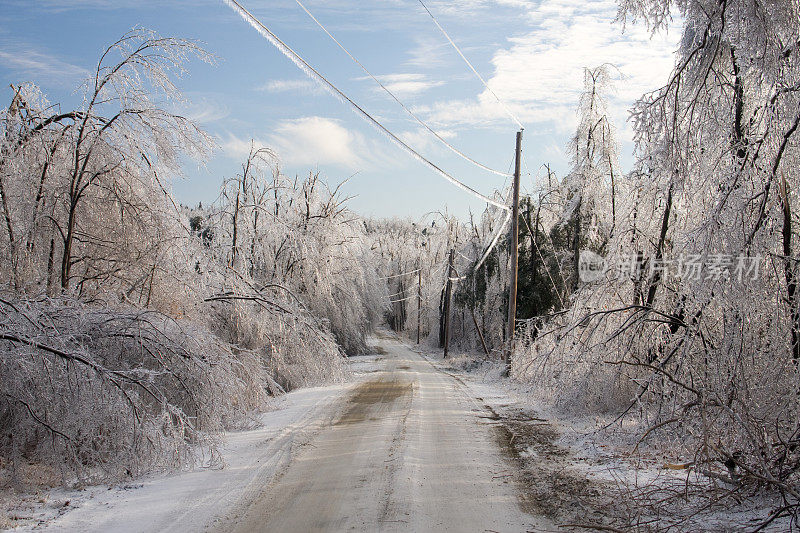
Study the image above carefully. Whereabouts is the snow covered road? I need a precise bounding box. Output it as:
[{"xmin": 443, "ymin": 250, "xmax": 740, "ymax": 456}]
[
  {"xmin": 216, "ymin": 337, "xmax": 548, "ymax": 532},
  {"xmin": 21, "ymin": 336, "xmax": 552, "ymax": 532}
]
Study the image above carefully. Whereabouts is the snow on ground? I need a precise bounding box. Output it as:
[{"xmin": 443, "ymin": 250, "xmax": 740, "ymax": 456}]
[
  {"xmin": 1, "ymin": 353, "xmax": 384, "ymax": 532},
  {"xmin": 215, "ymin": 336, "xmax": 549, "ymax": 533},
  {"xmin": 420, "ymin": 347, "xmax": 793, "ymax": 532},
  {"xmin": 2, "ymin": 338, "xmax": 792, "ymax": 532}
]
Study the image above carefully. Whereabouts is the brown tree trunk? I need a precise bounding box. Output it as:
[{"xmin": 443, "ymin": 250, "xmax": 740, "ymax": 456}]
[
  {"xmin": 231, "ymin": 186, "xmax": 240, "ymax": 268},
  {"xmin": 46, "ymin": 238, "xmax": 55, "ymax": 296},
  {"xmin": 572, "ymin": 196, "xmax": 582, "ymax": 292},
  {"xmin": 0, "ymin": 175, "xmax": 17, "ymax": 290}
]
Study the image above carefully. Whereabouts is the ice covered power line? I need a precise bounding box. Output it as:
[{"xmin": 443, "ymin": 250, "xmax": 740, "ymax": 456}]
[
  {"xmin": 388, "ymin": 295, "xmax": 417, "ymax": 304},
  {"xmin": 222, "ymin": 0, "xmax": 510, "ymax": 212},
  {"xmin": 417, "ymin": 0, "xmax": 525, "ymax": 131},
  {"xmin": 381, "ymin": 268, "xmax": 421, "ymax": 280},
  {"xmin": 293, "ymin": 0, "xmax": 511, "ymax": 179},
  {"xmin": 386, "ymin": 289, "xmax": 409, "ymax": 299},
  {"xmin": 224, "ymin": 0, "xmax": 514, "ymax": 285},
  {"xmin": 449, "ymin": 209, "xmax": 512, "ymax": 282}
]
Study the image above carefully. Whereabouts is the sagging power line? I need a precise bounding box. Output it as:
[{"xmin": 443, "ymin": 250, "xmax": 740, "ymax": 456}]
[
  {"xmin": 381, "ymin": 268, "xmax": 421, "ymax": 280},
  {"xmin": 417, "ymin": 0, "xmax": 524, "ymax": 130},
  {"xmin": 223, "ymin": 0, "xmax": 518, "ymax": 294},
  {"xmin": 293, "ymin": 0, "xmax": 511, "ymax": 179},
  {"xmin": 449, "ymin": 208, "xmax": 511, "ymax": 282},
  {"xmin": 387, "ymin": 295, "xmax": 417, "ymax": 304},
  {"xmin": 222, "ymin": 0, "xmax": 510, "ymax": 213}
]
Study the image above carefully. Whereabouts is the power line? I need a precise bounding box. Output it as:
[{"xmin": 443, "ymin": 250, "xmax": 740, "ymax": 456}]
[
  {"xmin": 225, "ymin": 0, "xmax": 515, "ymax": 291},
  {"xmin": 417, "ymin": 0, "xmax": 525, "ymax": 131},
  {"xmin": 388, "ymin": 295, "xmax": 417, "ymax": 304},
  {"xmin": 381, "ymin": 268, "xmax": 421, "ymax": 279},
  {"xmin": 447, "ymin": 206, "xmax": 512, "ymax": 283},
  {"xmin": 385, "ymin": 289, "xmax": 410, "ymax": 299},
  {"xmin": 413, "ymin": 1, "xmax": 527, "ymax": 286},
  {"xmin": 293, "ymin": 0, "xmax": 511, "ymax": 179},
  {"xmin": 521, "ymin": 208, "xmax": 565, "ymax": 308},
  {"xmin": 466, "ymin": 208, "xmax": 511, "ymax": 278},
  {"xmin": 222, "ymin": 0, "xmax": 510, "ymax": 212}
]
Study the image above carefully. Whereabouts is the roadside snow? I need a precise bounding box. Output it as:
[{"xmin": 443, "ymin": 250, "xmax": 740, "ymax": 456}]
[
  {"xmin": 423, "ymin": 348, "xmax": 793, "ymax": 532},
  {"xmin": 5, "ymin": 354, "xmax": 384, "ymax": 533},
  {"xmin": 6, "ymin": 340, "xmax": 791, "ymax": 532}
]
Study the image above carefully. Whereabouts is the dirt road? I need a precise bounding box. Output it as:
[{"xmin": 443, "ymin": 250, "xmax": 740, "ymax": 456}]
[{"xmin": 217, "ymin": 337, "xmax": 549, "ymax": 532}]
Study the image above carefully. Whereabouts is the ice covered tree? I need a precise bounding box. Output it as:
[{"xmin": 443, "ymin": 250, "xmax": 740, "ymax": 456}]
[
  {"xmin": 514, "ymin": 0, "xmax": 800, "ymax": 520},
  {"xmin": 0, "ymin": 29, "xmax": 212, "ymax": 302},
  {"xmin": 559, "ymin": 65, "xmax": 620, "ymax": 292},
  {"xmin": 0, "ymin": 32, "xmax": 273, "ymax": 488},
  {"xmin": 193, "ymin": 152, "xmax": 386, "ymax": 390}
]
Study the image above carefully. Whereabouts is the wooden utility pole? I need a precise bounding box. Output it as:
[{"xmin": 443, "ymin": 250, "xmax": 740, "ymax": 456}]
[
  {"xmin": 417, "ymin": 265, "xmax": 422, "ymax": 344},
  {"xmin": 443, "ymin": 248, "xmax": 454, "ymax": 359},
  {"xmin": 505, "ymin": 130, "xmax": 523, "ymax": 374}
]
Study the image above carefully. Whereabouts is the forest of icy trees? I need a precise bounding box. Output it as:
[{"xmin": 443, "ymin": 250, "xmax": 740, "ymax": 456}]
[
  {"xmin": 2, "ymin": 0, "xmax": 800, "ymax": 525},
  {"xmin": 0, "ymin": 31, "xmax": 387, "ymax": 483},
  {"xmin": 375, "ymin": 0, "xmax": 800, "ymax": 521}
]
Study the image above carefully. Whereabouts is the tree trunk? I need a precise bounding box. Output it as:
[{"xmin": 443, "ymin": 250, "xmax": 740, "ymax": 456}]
[
  {"xmin": 646, "ymin": 183, "xmax": 674, "ymax": 309},
  {"xmin": 780, "ymin": 174, "xmax": 799, "ymax": 363},
  {"xmin": 46, "ymin": 238, "xmax": 55, "ymax": 296},
  {"xmin": 231, "ymin": 186, "xmax": 240, "ymax": 268},
  {"xmin": 60, "ymin": 197, "xmax": 78, "ymax": 290},
  {"xmin": 608, "ymin": 154, "xmax": 616, "ymax": 238},
  {"xmin": 0, "ymin": 173, "xmax": 18, "ymax": 290},
  {"xmin": 250, "ymin": 208, "xmax": 259, "ymax": 278},
  {"xmin": 572, "ymin": 196, "xmax": 582, "ymax": 292}
]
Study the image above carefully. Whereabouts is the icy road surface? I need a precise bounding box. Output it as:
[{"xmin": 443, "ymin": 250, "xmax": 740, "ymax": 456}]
[
  {"xmin": 25, "ymin": 336, "xmax": 551, "ymax": 532},
  {"xmin": 216, "ymin": 337, "xmax": 547, "ymax": 532}
]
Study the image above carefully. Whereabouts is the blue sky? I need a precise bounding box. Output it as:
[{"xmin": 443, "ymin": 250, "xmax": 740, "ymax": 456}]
[{"xmin": 0, "ymin": 0, "xmax": 679, "ymax": 219}]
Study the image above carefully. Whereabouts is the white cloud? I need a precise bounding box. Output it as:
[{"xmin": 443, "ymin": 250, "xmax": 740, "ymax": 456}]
[
  {"xmin": 382, "ymin": 73, "xmax": 444, "ymax": 97},
  {"xmin": 256, "ymin": 78, "xmax": 320, "ymax": 93},
  {"xmin": 0, "ymin": 49, "xmax": 89, "ymax": 86},
  {"xmin": 270, "ymin": 117, "xmax": 365, "ymax": 168},
  {"xmin": 9, "ymin": 0, "xmax": 198, "ymax": 10},
  {"xmin": 360, "ymin": 73, "xmax": 445, "ymax": 98},
  {"xmin": 222, "ymin": 117, "xmax": 386, "ymax": 171},
  {"xmin": 179, "ymin": 97, "xmax": 230, "ymax": 124},
  {"xmin": 405, "ymin": 36, "xmax": 450, "ymax": 68},
  {"xmin": 220, "ymin": 133, "xmax": 266, "ymax": 161},
  {"xmin": 421, "ymin": 0, "xmax": 680, "ymax": 140},
  {"xmin": 398, "ymin": 126, "xmax": 456, "ymax": 154}
]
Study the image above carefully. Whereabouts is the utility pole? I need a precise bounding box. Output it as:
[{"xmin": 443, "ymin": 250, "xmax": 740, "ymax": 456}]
[
  {"xmin": 443, "ymin": 248, "xmax": 454, "ymax": 359},
  {"xmin": 505, "ymin": 130, "xmax": 523, "ymax": 374},
  {"xmin": 417, "ymin": 264, "xmax": 422, "ymax": 345}
]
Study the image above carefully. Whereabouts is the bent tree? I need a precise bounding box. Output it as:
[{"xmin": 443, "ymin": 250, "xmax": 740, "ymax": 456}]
[
  {"xmin": 516, "ymin": 0, "xmax": 800, "ymax": 513},
  {"xmin": 0, "ymin": 29, "xmax": 212, "ymax": 297},
  {"xmin": 59, "ymin": 30, "xmax": 212, "ymax": 293}
]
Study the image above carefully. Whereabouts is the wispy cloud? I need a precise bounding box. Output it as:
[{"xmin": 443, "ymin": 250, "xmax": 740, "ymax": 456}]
[
  {"xmin": 361, "ymin": 73, "xmax": 445, "ymax": 98},
  {"xmin": 222, "ymin": 117, "xmax": 388, "ymax": 171},
  {"xmin": 0, "ymin": 48, "xmax": 89, "ymax": 87},
  {"xmin": 420, "ymin": 0, "xmax": 680, "ymax": 140},
  {"xmin": 179, "ymin": 96, "xmax": 230, "ymax": 124},
  {"xmin": 398, "ymin": 126, "xmax": 456, "ymax": 155},
  {"xmin": 7, "ymin": 0, "xmax": 201, "ymax": 11},
  {"xmin": 405, "ymin": 36, "xmax": 451, "ymax": 69},
  {"xmin": 220, "ymin": 133, "xmax": 267, "ymax": 161},
  {"xmin": 256, "ymin": 78, "xmax": 321, "ymax": 94},
  {"xmin": 268, "ymin": 116, "xmax": 373, "ymax": 169}
]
